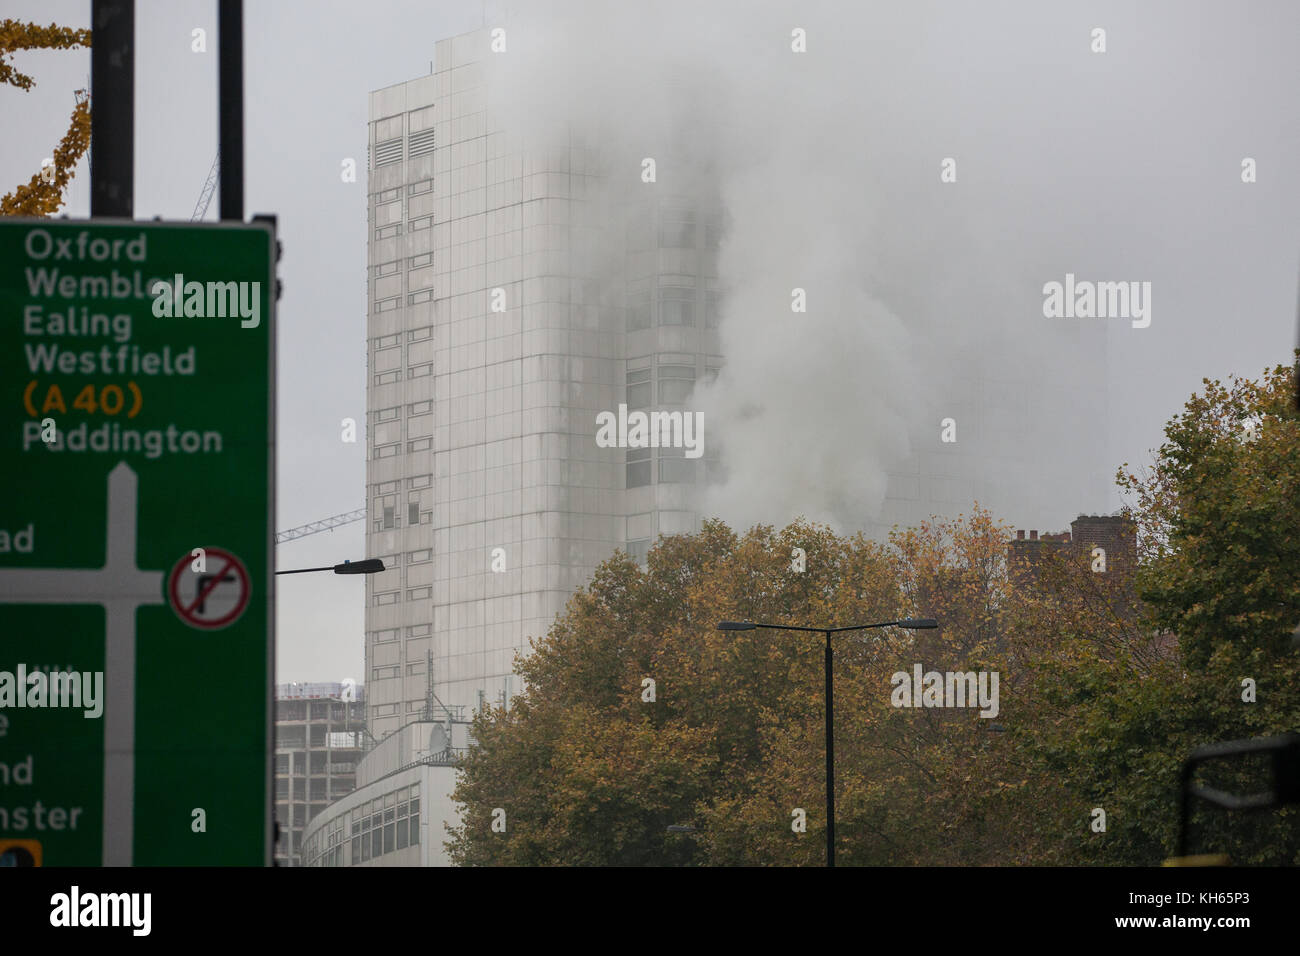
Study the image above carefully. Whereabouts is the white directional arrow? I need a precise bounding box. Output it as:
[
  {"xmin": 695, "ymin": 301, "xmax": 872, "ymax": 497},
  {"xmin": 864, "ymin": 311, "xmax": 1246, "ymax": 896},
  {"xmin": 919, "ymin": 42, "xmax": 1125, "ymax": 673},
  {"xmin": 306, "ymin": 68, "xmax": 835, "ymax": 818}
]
[{"xmin": 0, "ymin": 461, "xmax": 164, "ymax": 866}]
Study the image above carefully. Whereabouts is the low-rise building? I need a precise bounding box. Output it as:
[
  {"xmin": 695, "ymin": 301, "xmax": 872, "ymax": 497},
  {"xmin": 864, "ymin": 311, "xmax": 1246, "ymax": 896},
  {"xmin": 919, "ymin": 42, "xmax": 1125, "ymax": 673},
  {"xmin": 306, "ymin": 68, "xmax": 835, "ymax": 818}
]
[{"xmin": 301, "ymin": 716, "xmax": 473, "ymax": 867}]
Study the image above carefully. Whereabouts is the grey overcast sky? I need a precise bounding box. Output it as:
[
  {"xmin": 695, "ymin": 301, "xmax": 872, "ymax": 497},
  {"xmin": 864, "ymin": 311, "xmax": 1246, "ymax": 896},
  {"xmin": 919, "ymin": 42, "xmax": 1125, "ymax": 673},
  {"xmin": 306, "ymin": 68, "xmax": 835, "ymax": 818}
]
[{"xmin": 2, "ymin": 1, "xmax": 1297, "ymax": 685}]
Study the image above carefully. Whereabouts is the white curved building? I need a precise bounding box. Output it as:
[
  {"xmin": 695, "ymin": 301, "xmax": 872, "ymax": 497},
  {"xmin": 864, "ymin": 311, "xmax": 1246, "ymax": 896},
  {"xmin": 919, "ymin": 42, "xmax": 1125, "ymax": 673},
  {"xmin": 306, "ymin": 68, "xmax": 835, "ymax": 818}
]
[{"xmin": 301, "ymin": 718, "xmax": 471, "ymax": 867}]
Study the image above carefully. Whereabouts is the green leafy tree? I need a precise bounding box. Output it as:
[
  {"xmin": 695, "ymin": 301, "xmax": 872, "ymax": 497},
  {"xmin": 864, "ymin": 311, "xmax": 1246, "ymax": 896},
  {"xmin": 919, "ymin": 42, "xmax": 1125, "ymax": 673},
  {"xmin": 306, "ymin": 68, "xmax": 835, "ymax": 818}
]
[{"xmin": 1015, "ymin": 356, "xmax": 1300, "ymax": 864}]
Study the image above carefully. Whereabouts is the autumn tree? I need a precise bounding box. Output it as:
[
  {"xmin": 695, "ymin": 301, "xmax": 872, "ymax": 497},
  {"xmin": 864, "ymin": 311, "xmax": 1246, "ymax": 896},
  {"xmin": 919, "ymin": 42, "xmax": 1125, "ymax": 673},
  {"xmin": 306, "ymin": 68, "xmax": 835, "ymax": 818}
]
[
  {"xmin": 447, "ymin": 511, "xmax": 1068, "ymax": 865},
  {"xmin": 1010, "ymin": 356, "xmax": 1300, "ymax": 865},
  {"xmin": 446, "ymin": 357, "xmax": 1299, "ymax": 865},
  {"xmin": 0, "ymin": 19, "xmax": 92, "ymax": 216}
]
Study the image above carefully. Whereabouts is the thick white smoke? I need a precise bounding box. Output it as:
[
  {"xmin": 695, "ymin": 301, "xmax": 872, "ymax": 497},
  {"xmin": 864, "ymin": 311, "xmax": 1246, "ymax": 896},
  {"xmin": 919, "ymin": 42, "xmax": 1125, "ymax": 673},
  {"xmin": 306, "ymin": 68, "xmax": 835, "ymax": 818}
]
[{"xmin": 480, "ymin": 0, "xmax": 1112, "ymax": 535}]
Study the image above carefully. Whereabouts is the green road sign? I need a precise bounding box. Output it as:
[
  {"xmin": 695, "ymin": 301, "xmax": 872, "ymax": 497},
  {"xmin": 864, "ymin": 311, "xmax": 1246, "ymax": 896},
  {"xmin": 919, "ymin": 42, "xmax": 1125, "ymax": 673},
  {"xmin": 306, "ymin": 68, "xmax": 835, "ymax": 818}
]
[{"xmin": 0, "ymin": 219, "xmax": 275, "ymax": 865}]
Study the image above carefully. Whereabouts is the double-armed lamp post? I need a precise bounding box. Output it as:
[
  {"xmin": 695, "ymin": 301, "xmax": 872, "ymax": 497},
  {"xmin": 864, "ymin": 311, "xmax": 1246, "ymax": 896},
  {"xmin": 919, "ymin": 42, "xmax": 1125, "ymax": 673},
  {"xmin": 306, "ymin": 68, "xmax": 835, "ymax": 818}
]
[{"xmin": 716, "ymin": 617, "xmax": 938, "ymax": 867}]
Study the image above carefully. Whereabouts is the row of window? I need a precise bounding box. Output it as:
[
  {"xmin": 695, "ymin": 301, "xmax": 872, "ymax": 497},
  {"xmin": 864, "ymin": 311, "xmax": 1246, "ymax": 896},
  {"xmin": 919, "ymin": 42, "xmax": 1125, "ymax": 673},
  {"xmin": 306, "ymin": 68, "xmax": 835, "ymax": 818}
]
[
  {"xmin": 627, "ymin": 363, "xmax": 709, "ymax": 407},
  {"xmin": 626, "ymin": 208, "xmax": 726, "ymax": 251},
  {"xmin": 374, "ymin": 585, "xmax": 432, "ymax": 606},
  {"xmin": 369, "ymin": 180, "xmax": 435, "ymax": 207},
  {"xmin": 372, "ymin": 497, "xmax": 429, "ymax": 530},
  {"xmin": 371, "ymin": 404, "xmax": 433, "ymax": 433},
  {"xmin": 368, "ymin": 623, "xmax": 431, "ymax": 644},
  {"xmin": 304, "ymin": 783, "xmax": 422, "ymax": 867},
  {"xmin": 375, "ymin": 292, "xmax": 436, "ymax": 311},
  {"xmin": 373, "ymin": 363, "xmax": 433, "ymax": 386},
  {"xmin": 373, "ymin": 252, "xmax": 434, "ymax": 280},
  {"xmin": 374, "ymin": 440, "xmax": 433, "ymax": 462},
  {"xmin": 627, "ymin": 287, "xmax": 723, "ymax": 331},
  {"xmin": 371, "ymin": 326, "xmax": 433, "ymax": 350},
  {"xmin": 627, "ymin": 449, "xmax": 721, "ymax": 488}
]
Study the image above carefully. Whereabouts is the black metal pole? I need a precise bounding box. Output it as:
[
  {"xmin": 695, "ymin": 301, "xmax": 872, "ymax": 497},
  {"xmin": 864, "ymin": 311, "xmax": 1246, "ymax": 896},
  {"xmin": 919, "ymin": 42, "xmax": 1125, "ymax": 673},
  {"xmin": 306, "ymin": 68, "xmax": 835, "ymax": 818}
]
[
  {"xmin": 90, "ymin": 0, "xmax": 133, "ymax": 217},
  {"xmin": 218, "ymin": 0, "xmax": 244, "ymax": 221},
  {"xmin": 825, "ymin": 629, "xmax": 835, "ymax": 868}
]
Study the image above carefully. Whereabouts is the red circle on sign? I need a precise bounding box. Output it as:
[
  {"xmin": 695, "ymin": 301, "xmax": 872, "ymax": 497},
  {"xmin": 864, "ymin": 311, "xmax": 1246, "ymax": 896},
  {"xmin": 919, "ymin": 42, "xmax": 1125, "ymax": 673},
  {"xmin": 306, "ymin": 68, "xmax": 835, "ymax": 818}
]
[{"xmin": 168, "ymin": 547, "xmax": 251, "ymax": 630}]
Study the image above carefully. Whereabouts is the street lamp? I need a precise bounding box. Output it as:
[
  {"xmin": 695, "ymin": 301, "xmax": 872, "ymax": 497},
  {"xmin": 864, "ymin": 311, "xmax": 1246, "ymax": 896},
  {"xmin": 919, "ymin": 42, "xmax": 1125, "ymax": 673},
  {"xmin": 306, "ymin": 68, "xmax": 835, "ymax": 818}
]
[
  {"xmin": 716, "ymin": 617, "xmax": 938, "ymax": 867},
  {"xmin": 275, "ymin": 558, "xmax": 387, "ymax": 576}
]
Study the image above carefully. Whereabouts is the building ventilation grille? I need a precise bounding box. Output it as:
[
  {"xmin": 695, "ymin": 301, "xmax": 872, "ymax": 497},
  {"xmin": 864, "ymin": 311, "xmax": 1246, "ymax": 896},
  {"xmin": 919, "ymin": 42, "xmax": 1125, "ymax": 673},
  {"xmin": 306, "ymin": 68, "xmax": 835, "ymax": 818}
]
[
  {"xmin": 408, "ymin": 129, "xmax": 436, "ymax": 157},
  {"xmin": 374, "ymin": 138, "xmax": 404, "ymax": 167}
]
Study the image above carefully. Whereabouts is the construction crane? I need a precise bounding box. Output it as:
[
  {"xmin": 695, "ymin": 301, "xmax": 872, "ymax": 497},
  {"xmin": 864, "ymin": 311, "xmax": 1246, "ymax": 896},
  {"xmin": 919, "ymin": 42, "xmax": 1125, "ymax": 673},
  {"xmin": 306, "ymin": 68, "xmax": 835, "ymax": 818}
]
[
  {"xmin": 191, "ymin": 150, "xmax": 220, "ymax": 221},
  {"xmin": 275, "ymin": 508, "xmax": 366, "ymax": 544}
]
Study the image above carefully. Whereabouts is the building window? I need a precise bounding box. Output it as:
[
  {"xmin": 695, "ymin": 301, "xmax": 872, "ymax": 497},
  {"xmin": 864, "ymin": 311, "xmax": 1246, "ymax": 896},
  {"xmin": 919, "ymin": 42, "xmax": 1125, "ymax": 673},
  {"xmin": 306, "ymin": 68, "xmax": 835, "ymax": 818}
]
[
  {"xmin": 408, "ymin": 502, "xmax": 420, "ymax": 525},
  {"xmin": 626, "ymin": 538, "xmax": 650, "ymax": 566},
  {"xmin": 408, "ymin": 401, "xmax": 433, "ymax": 415},
  {"xmin": 409, "ymin": 215, "xmax": 432, "ymax": 231},
  {"xmin": 373, "ymin": 187, "xmax": 401, "ymax": 203},
  {"xmin": 375, "ymin": 201, "xmax": 402, "ymax": 228},
  {"xmin": 374, "ymin": 370, "xmax": 401, "ymax": 386},
  {"xmin": 627, "ymin": 367, "xmax": 651, "ymax": 409},
  {"xmin": 373, "ymin": 443, "xmax": 399, "ymax": 459},
  {"xmin": 657, "ymin": 364, "xmax": 697, "ymax": 405},
  {"xmin": 659, "ymin": 446, "xmax": 696, "ymax": 484},
  {"xmin": 373, "ymin": 406, "xmax": 399, "ymax": 422},
  {"xmin": 408, "ymin": 290, "xmax": 434, "ymax": 305},
  {"xmin": 409, "ymin": 253, "xmax": 433, "ymax": 268},
  {"xmin": 374, "ymin": 591, "xmax": 399, "ymax": 606},
  {"xmin": 659, "ymin": 207, "xmax": 695, "ymax": 248},
  {"xmin": 375, "ymin": 225, "xmax": 402, "ymax": 241},
  {"xmin": 408, "ymin": 326, "xmax": 433, "ymax": 342},
  {"xmin": 408, "ymin": 363, "xmax": 433, "ymax": 378},
  {"xmin": 626, "ymin": 212, "xmax": 654, "ymax": 253},
  {"xmin": 407, "ymin": 586, "xmax": 432, "ymax": 601},
  {"xmin": 627, "ymin": 447, "xmax": 651, "ymax": 488},
  {"xmin": 408, "ymin": 179, "xmax": 433, "ymax": 196},
  {"xmin": 626, "ymin": 288, "xmax": 651, "ymax": 332},
  {"xmin": 382, "ymin": 504, "xmax": 395, "ymax": 529},
  {"xmin": 373, "ymin": 260, "xmax": 400, "ymax": 277},
  {"xmin": 705, "ymin": 291, "xmax": 722, "ymax": 330},
  {"xmin": 407, "ymin": 549, "xmax": 431, "ymax": 564},
  {"xmin": 658, "ymin": 286, "xmax": 695, "ymax": 327},
  {"xmin": 407, "ymin": 623, "xmax": 431, "ymax": 637},
  {"xmin": 407, "ymin": 438, "xmax": 432, "ymax": 452}
]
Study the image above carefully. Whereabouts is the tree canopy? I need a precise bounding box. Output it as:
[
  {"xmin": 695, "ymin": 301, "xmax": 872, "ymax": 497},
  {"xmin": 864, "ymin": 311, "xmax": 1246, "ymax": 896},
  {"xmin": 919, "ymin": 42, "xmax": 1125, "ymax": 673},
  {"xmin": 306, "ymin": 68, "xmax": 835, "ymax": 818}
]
[
  {"xmin": 0, "ymin": 19, "xmax": 92, "ymax": 217},
  {"xmin": 448, "ymin": 356, "xmax": 1300, "ymax": 865}
]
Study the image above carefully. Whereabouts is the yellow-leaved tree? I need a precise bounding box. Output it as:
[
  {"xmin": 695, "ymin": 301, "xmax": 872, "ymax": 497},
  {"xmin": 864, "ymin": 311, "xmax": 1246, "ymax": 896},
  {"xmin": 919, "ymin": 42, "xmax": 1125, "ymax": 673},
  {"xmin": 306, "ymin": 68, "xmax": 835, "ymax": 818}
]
[{"xmin": 0, "ymin": 19, "xmax": 92, "ymax": 216}]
